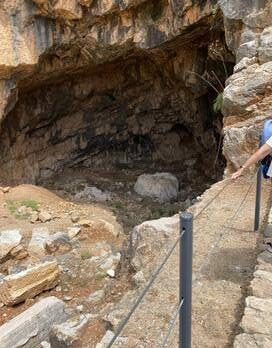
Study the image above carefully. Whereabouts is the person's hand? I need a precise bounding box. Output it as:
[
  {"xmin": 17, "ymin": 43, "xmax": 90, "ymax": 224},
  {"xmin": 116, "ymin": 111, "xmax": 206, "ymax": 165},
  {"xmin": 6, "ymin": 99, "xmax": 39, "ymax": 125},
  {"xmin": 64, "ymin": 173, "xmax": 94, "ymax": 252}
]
[{"xmin": 231, "ymin": 167, "xmax": 244, "ymax": 180}]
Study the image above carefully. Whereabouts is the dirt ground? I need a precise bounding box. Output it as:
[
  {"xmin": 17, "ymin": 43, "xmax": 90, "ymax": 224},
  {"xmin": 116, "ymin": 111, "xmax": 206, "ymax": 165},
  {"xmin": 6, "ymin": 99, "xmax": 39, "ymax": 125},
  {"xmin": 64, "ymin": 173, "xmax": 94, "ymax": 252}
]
[{"xmin": 0, "ymin": 183, "xmax": 131, "ymax": 346}]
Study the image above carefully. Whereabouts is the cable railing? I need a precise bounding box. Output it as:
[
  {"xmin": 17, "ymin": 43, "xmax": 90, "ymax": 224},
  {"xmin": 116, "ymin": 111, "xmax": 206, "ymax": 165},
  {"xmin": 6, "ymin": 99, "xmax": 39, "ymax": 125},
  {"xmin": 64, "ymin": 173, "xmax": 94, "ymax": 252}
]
[{"xmin": 106, "ymin": 173, "xmax": 262, "ymax": 348}]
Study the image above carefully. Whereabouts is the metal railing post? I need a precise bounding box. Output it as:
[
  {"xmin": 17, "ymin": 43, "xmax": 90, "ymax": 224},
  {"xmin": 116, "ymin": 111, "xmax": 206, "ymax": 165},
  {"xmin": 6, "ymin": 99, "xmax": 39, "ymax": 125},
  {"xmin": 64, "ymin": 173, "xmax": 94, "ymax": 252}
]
[
  {"xmin": 254, "ymin": 164, "xmax": 262, "ymax": 231},
  {"xmin": 180, "ymin": 212, "xmax": 193, "ymax": 348},
  {"xmin": 254, "ymin": 136, "xmax": 262, "ymax": 231}
]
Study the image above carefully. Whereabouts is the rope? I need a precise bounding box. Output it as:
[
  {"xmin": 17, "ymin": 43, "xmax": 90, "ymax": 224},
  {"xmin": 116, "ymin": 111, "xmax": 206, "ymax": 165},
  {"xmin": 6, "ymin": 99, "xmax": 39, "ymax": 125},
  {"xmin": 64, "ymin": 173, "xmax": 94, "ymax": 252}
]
[
  {"xmin": 107, "ymin": 230, "xmax": 185, "ymax": 347},
  {"xmin": 160, "ymin": 299, "xmax": 184, "ymax": 348}
]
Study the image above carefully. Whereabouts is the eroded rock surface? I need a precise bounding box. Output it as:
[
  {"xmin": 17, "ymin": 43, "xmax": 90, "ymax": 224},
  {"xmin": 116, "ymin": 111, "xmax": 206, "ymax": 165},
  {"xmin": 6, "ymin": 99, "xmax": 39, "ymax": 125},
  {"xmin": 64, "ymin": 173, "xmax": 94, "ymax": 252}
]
[
  {"xmin": 0, "ymin": 260, "xmax": 59, "ymax": 306},
  {"xmin": 219, "ymin": 0, "xmax": 272, "ymax": 173},
  {"xmin": 0, "ymin": 0, "xmax": 231, "ymax": 184}
]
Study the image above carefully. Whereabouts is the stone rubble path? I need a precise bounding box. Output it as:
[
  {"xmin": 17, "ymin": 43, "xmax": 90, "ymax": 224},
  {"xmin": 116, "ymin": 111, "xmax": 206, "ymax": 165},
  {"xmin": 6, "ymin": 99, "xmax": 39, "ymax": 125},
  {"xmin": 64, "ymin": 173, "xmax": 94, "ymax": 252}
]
[{"xmin": 110, "ymin": 177, "xmax": 272, "ymax": 347}]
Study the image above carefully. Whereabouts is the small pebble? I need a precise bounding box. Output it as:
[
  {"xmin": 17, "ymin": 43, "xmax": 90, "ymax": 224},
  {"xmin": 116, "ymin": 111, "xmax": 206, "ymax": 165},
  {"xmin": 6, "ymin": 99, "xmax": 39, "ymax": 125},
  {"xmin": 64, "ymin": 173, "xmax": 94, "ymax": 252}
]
[
  {"xmin": 77, "ymin": 305, "xmax": 84, "ymax": 312},
  {"xmin": 63, "ymin": 296, "xmax": 73, "ymax": 301},
  {"xmin": 107, "ymin": 269, "xmax": 115, "ymax": 278}
]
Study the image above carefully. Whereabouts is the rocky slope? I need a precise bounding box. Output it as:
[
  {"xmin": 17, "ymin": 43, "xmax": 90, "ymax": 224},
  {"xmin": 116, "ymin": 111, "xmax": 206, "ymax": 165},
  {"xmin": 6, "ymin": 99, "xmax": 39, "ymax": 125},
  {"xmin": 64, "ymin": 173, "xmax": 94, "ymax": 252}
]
[{"xmin": 220, "ymin": 0, "xmax": 272, "ymax": 173}]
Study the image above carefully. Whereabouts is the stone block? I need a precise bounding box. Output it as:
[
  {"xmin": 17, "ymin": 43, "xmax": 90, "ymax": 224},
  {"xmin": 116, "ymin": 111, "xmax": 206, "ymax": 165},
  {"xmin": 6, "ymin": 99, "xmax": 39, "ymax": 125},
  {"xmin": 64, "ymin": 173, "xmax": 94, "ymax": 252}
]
[
  {"xmin": 0, "ymin": 261, "xmax": 59, "ymax": 306},
  {"xmin": 0, "ymin": 297, "xmax": 67, "ymax": 348}
]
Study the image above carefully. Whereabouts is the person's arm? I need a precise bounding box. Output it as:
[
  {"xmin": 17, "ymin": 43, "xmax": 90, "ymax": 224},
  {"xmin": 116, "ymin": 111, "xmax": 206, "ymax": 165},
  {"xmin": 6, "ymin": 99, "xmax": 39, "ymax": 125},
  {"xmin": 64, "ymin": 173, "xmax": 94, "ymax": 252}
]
[{"xmin": 231, "ymin": 144, "xmax": 272, "ymax": 180}]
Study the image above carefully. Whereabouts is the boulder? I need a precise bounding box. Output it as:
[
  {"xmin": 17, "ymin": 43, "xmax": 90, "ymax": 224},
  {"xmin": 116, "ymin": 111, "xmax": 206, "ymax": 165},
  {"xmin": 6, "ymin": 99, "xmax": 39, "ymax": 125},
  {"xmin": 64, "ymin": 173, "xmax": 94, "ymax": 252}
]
[
  {"xmin": 134, "ymin": 173, "xmax": 179, "ymax": 202},
  {"xmin": 28, "ymin": 227, "xmax": 50, "ymax": 257},
  {"xmin": 75, "ymin": 186, "xmax": 111, "ymax": 202},
  {"xmin": 0, "ymin": 260, "xmax": 59, "ymax": 306},
  {"xmin": 130, "ymin": 216, "xmax": 178, "ymax": 276},
  {"xmin": 0, "ymin": 297, "xmax": 68, "ymax": 348},
  {"xmin": 0, "ymin": 229, "xmax": 22, "ymax": 261}
]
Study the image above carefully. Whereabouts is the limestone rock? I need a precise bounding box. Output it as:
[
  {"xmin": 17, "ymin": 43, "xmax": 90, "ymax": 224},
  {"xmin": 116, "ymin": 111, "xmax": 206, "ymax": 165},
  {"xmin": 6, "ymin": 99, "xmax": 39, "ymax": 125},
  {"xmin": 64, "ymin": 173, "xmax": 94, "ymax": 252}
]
[
  {"xmin": 88, "ymin": 289, "xmax": 105, "ymax": 303},
  {"xmin": 71, "ymin": 214, "xmax": 80, "ymax": 223},
  {"xmin": 234, "ymin": 333, "xmax": 272, "ymax": 347},
  {"xmin": 39, "ymin": 211, "xmax": 52, "ymax": 223},
  {"xmin": 223, "ymin": 62, "xmax": 272, "ymax": 117},
  {"xmin": 96, "ymin": 330, "xmax": 115, "ymax": 348},
  {"xmin": 132, "ymin": 270, "xmax": 146, "ymax": 287},
  {"xmin": 78, "ymin": 219, "xmax": 92, "ymax": 227},
  {"xmin": 10, "ymin": 244, "xmax": 28, "ymax": 260},
  {"xmin": 130, "ymin": 216, "xmax": 178, "ymax": 275},
  {"xmin": 134, "ymin": 173, "xmax": 179, "ymax": 202},
  {"xmin": 259, "ymin": 26, "xmax": 272, "ymax": 64},
  {"xmin": 0, "ymin": 261, "xmax": 59, "ymax": 306},
  {"xmin": 75, "ymin": 185, "xmax": 111, "ymax": 202},
  {"xmin": 257, "ymin": 251, "xmax": 272, "ymax": 272},
  {"xmin": 30, "ymin": 211, "xmax": 39, "ymax": 223},
  {"xmin": 250, "ymin": 270, "xmax": 272, "ymax": 298},
  {"xmin": 45, "ymin": 232, "xmax": 72, "ymax": 255},
  {"xmin": 99, "ymin": 253, "xmax": 121, "ymax": 273},
  {"xmin": 241, "ymin": 297, "xmax": 272, "ymax": 335},
  {"xmin": 234, "ymin": 57, "xmax": 258, "ymax": 74},
  {"xmin": 0, "ymin": 229, "xmax": 22, "ymax": 261},
  {"xmin": 50, "ymin": 314, "xmax": 94, "ymax": 347},
  {"xmin": 67, "ymin": 226, "xmax": 81, "ymax": 239},
  {"xmin": 107, "ymin": 269, "xmax": 115, "ymax": 278},
  {"xmin": 0, "ymin": 297, "xmax": 68, "ymax": 348},
  {"xmin": 28, "ymin": 227, "xmax": 50, "ymax": 257}
]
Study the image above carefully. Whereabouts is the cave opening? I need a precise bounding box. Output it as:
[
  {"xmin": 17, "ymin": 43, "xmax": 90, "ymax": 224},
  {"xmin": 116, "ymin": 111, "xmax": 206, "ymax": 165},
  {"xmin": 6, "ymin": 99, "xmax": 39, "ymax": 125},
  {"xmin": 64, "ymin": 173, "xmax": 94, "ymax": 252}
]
[{"xmin": 0, "ymin": 15, "xmax": 234, "ymax": 229}]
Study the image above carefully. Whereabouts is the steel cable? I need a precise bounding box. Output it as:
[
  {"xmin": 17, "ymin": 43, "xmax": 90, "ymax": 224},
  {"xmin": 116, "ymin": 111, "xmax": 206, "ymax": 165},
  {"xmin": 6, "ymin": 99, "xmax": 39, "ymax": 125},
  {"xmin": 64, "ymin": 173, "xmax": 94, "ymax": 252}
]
[{"xmin": 107, "ymin": 230, "xmax": 185, "ymax": 347}]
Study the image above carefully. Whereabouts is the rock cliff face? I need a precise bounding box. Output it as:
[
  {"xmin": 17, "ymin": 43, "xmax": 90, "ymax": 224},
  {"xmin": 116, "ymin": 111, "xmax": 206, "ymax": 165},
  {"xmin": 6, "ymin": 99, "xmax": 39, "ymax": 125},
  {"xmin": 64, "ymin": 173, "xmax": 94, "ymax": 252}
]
[
  {"xmin": 219, "ymin": 0, "xmax": 272, "ymax": 173},
  {"xmin": 0, "ymin": 1, "xmax": 233, "ymax": 183}
]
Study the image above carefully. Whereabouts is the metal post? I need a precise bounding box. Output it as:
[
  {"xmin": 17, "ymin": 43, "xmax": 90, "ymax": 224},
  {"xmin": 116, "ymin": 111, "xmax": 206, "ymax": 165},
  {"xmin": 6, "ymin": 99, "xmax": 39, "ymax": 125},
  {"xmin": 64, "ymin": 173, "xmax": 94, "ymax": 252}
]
[
  {"xmin": 180, "ymin": 212, "xmax": 193, "ymax": 348},
  {"xmin": 254, "ymin": 136, "xmax": 262, "ymax": 231},
  {"xmin": 254, "ymin": 164, "xmax": 262, "ymax": 231}
]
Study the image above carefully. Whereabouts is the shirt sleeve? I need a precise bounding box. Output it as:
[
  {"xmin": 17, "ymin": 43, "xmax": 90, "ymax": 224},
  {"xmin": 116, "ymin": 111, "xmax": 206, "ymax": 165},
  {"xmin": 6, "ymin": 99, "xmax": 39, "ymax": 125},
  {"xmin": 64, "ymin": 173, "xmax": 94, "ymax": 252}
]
[{"xmin": 266, "ymin": 136, "xmax": 272, "ymax": 148}]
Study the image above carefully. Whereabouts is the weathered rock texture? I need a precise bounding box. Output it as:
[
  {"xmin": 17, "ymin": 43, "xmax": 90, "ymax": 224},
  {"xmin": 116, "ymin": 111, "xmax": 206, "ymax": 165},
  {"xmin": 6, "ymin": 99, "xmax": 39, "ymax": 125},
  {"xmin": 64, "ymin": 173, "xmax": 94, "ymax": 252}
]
[
  {"xmin": 219, "ymin": 0, "xmax": 272, "ymax": 173},
  {"xmin": 0, "ymin": 296, "xmax": 68, "ymax": 348},
  {"xmin": 0, "ymin": 0, "xmax": 232, "ymax": 184},
  {"xmin": 0, "ymin": 260, "xmax": 59, "ymax": 305}
]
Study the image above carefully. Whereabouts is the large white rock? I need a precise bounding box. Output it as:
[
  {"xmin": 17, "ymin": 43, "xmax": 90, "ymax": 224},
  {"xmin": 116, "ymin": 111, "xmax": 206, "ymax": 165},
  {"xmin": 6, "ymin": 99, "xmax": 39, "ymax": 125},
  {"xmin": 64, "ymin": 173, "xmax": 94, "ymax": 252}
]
[
  {"xmin": 0, "ymin": 261, "xmax": 59, "ymax": 306},
  {"xmin": 0, "ymin": 229, "xmax": 22, "ymax": 261},
  {"xmin": 134, "ymin": 173, "xmax": 179, "ymax": 202},
  {"xmin": 0, "ymin": 297, "xmax": 68, "ymax": 348}
]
